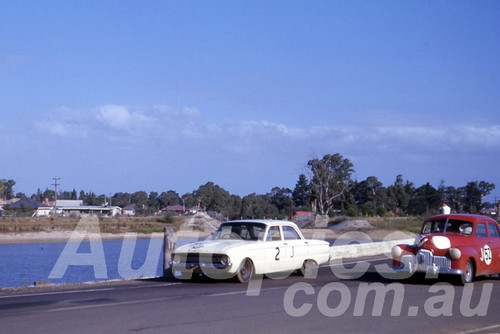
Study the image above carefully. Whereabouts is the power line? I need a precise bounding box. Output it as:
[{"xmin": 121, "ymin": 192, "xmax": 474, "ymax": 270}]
[{"xmin": 52, "ymin": 177, "xmax": 60, "ymax": 214}]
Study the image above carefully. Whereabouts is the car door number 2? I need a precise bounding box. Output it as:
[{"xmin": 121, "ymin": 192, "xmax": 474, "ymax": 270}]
[{"xmin": 275, "ymin": 246, "xmax": 294, "ymax": 261}]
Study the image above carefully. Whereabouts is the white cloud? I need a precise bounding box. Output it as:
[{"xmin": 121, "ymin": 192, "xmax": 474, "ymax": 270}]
[
  {"xmin": 33, "ymin": 119, "xmax": 88, "ymax": 138},
  {"xmin": 21, "ymin": 106, "xmax": 500, "ymax": 196},
  {"xmin": 96, "ymin": 105, "xmax": 132, "ymax": 130},
  {"xmin": 33, "ymin": 105, "xmax": 500, "ymax": 164}
]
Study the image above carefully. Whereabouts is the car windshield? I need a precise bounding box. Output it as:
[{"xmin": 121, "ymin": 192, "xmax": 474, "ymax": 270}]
[
  {"xmin": 422, "ymin": 219, "xmax": 473, "ymax": 235},
  {"xmin": 212, "ymin": 222, "xmax": 267, "ymax": 241}
]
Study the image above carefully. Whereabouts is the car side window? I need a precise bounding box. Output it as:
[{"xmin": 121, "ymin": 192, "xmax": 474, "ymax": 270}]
[
  {"xmin": 475, "ymin": 223, "xmax": 488, "ymax": 238},
  {"xmin": 267, "ymin": 226, "xmax": 282, "ymax": 241},
  {"xmin": 488, "ymin": 223, "xmax": 500, "ymax": 238},
  {"xmin": 283, "ymin": 226, "xmax": 301, "ymax": 240}
]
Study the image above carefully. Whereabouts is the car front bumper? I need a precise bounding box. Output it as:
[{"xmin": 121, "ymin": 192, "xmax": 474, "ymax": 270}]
[{"xmin": 170, "ymin": 262, "xmax": 235, "ymax": 280}]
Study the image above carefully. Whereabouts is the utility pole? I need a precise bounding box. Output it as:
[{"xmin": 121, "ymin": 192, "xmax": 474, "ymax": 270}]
[{"xmin": 52, "ymin": 177, "xmax": 60, "ymax": 215}]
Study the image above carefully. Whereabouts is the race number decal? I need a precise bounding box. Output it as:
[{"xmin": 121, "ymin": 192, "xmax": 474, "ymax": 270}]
[
  {"xmin": 480, "ymin": 245, "xmax": 492, "ymax": 265},
  {"xmin": 275, "ymin": 247, "xmax": 280, "ymax": 261}
]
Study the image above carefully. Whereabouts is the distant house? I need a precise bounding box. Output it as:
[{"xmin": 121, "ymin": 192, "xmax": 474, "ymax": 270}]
[
  {"xmin": 188, "ymin": 205, "xmax": 202, "ymax": 215},
  {"xmin": 8, "ymin": 198, "xmax": 47, "ymax": 210},
  {"xmin": 163, "ymin": 204, "xmax": 185, "ymax": 214},
  {"xmin": 4, "ymin": 198, "xmax": 48, "ymax": 216},
  {"xmin": 54, "ymin": 200, "xmax": 83, "ymax": 207},
  {"xmin": 122, "ymin": 204, "xmax": 136, "ymax": 216},
  {"xmin": 291, "ymin": 210, "xmax": 316, "ymax": 228},
  {"xmin": 34, "ymin": 201, "xmax": 121, "ymax": 217},
  {"xmin": 481, "ymin": 207, "xmax": 498, "ymax": 216}
]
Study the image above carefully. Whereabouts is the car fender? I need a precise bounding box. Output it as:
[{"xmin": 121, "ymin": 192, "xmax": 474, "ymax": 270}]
[{"xmin": 451, "ymin": 246, "xmax": 478, "ymax": 273}]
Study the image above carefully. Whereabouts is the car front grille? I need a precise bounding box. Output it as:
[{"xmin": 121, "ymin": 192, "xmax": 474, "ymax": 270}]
[
  {"xmin": 186, "ymin": 253, "xmax": 200, "ymax": 265},
  {"xmin": 417, "ymin": 249, "xmax": 451, "ymax": 269}
]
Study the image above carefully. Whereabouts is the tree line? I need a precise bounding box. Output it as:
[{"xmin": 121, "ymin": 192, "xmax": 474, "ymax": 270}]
[{"xmin": 1, "ymin": 153, "xmax": 497, "ymax": 219}]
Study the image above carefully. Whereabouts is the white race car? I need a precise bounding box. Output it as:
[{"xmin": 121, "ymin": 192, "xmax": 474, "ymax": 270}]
[{"xmin": 171, "ymin": 220, "xmax": 331, "ymax": 283}]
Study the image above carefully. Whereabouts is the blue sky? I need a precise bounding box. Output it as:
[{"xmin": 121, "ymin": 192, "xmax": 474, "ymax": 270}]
[{"xmin": 1, "ymin": 1, "xmax": 499, "ymax": 201}]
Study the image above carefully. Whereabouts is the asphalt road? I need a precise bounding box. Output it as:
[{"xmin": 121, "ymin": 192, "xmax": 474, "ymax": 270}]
[{"xmin": 1, "ymin": 257, "xmax": 499, "ymax": 334}]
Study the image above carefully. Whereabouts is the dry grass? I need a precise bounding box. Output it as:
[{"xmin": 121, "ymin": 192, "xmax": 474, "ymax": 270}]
[
  {"xmin": 0, "ymin": 215, "xmax": 424, "ymax": 235},
  {"xmin": 363, "ymin": 216, "xmax": 423, "ymax": 234},
  {"xmin": 0, "ymin": 215, "xmax": 185, "ymax": 234}
]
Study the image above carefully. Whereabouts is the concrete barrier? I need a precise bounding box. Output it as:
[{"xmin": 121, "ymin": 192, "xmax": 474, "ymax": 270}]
[{"xmin": 329, "ymin": 238, "xmax": 414, "ymax": 260}]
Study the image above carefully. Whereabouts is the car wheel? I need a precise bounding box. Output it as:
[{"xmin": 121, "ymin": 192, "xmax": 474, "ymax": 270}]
[
  {"xmin": 300, "ymin": 259, "xmax": 318, "ymax": 278},
  {"xmin": 460, "ymin": 259, "xmax": 474, "ymax": 285},
  {"xmin": 236, "ymin": 258, "xmax": 254, "ymax": 283}
]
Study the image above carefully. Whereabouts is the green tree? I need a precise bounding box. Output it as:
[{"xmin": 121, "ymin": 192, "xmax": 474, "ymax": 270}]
[
  {"xmin": 31, "ymin": 188, "xmax": 43, "ymax": 202},
  {"xmin": 111, "ymin": 192, "xmax": 132, "ymax": 208},
  {"xmin": 182, "ymin": 192, "xmax": 198, "ymax": 210},
  {"xmin": 463, "ymin": 181, "xmax": 495, "ymax": 213},
  {"xmin": 43, "ymin": 188, "xmax": 55, "ymax": 202},
  {"xmin": 353, "ymin": 176, "xmax": 386, "ymax": 216},
  {"xmin": 226, "ymin": 194, "xmax": 243, "ymax": 220},
  {"xmin": 307, "ymin": 153, "xmax": 354, "ymax": 215},
  {"xmin": 82, "ymin": 192, "xmax": 98, "ymax": 205},
  {"xmin": 240, "ymin": 193, "xmax": 279, "ymax": 219},
  {"xmin": 194, "ymin": 182, "xmax": 231, "ymax": 214},
  {"xmin": 292, "ymin": 174, "xmax": 311, "ymax": 209},
  {"xmin": 158, "ymin": 191, "xmax": 182, "ymax": 208},
  {"xmin": 148, "ymin": 191, "xmax": 159, "ymax": 213},
  {"xmin": 1, "ymin": 179, "xmax": 15, "ymax": 200},
  {"xmin": 131, "ymin": 191, "xmax": 149, "ymax": 214},
  {"xmin": 407, "ymin": 183, "xmax": 440, "ymax": 215},
  {"xmin": 269, "ymin": 187, "xmax": 293, "ymax": 216},
  {"xmin": 444, "ymin": 186, "xmax": 463, "ymax": 213},
  {"xmin": 386, "ymin": 175, "xmax": 412, "ymax": 215}
]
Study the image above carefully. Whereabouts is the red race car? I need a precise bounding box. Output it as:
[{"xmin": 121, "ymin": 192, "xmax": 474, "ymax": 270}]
[{"xmin": 392, "ymin": 214, "xmax": 500, "ymax": 284}]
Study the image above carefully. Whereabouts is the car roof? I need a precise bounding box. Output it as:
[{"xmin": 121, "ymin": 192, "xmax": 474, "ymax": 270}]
[
  {"xmin": 224, "ymin": 219, "xmax": 298, "ymax": 227},
  {"xmin": 426, "ymin": 214, "xmax": 498, "ymax": 224}
]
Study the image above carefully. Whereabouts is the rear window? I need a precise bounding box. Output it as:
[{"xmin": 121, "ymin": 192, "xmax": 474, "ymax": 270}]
[
  {"xmin": 283, "ymin": 226, "xmax": 301, "ymax": 240},
  {"xmin": 488, "ymin": 223, "xmax": 500, "ymax": 238}
]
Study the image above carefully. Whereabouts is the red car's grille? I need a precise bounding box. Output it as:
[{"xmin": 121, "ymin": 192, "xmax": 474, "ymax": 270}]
[{"xmin": 417, "ymin": 249, "xmax": 451, "ymax": 268}]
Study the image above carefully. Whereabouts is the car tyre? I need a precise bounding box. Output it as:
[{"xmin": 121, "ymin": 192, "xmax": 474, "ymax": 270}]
[
  {"xmin": 300, "ymin": 259, "xmax": 318, "ymax": 278},
  {"xmin": 236, "ymin": 258, "xmax": 254, "ymax": 283},
  {"xmin": 460, "ymin": 259, "xmax": 474, "ymax": 285}
]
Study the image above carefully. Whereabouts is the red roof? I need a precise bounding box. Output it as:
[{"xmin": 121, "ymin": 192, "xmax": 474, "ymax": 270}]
[{"xmin": 164, "ymin": 204, "xmax": 184, "ymax": 211}]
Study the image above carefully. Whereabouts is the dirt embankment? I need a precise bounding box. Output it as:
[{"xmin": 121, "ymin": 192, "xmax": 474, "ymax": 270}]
[{"xmin": 0, "ymin": 213, "xmax": 220, "ymax": 243}]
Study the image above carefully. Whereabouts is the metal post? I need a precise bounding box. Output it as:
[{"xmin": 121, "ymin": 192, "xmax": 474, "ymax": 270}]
[{"xmin": 163, "ymin": 227, "xmax": 177, "ymax": 279}]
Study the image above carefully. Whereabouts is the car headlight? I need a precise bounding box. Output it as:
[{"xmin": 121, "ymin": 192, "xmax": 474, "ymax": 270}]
[
  {"xmin": 431, "ymin": 236, "xmax": 451, "ymax": 250},
  {"xmin": 212, "ymin": 254, "xmax": 230, "ymax": 266},
  {"xmin": 171, "ymin": 253, "xmax": 179, "ymax": 264},
  {"xmin": 392, "ymin": 245, "xmax": 403, "ymax": 258}
]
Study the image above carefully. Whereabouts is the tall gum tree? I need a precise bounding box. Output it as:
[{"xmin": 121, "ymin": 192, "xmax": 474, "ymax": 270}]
[{"xmin": 307, "ymin": 153, "xmax": 354, "ymax": 215}]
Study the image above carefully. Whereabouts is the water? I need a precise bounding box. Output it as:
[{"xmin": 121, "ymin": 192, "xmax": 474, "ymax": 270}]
[
  {"xmin": 0, "ymin": 236, "xmax": 199, "ymax": 289},
  {"xmin": 0, "ymin": 233, "xmax": 370, "ymax": 289}
]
